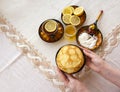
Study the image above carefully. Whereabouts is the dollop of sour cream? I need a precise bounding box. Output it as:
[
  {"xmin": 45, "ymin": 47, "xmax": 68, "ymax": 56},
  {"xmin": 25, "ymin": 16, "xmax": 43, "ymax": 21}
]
[{"xmin": 78, "ymin": 32, "xmax": 98, "ymax": 49}]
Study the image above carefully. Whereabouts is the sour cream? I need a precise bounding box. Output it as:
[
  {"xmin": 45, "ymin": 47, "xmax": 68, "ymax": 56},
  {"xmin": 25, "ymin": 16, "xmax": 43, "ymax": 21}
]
[{"xmin": 78, "ymin": 32, "xmax": 98, "ymax": 49}]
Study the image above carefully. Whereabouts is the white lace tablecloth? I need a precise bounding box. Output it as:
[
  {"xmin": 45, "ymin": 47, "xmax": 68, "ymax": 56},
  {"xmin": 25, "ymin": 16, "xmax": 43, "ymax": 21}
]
[{"xmin": 0, "ymin": 0, "xmax": 120, "ymax": 92}]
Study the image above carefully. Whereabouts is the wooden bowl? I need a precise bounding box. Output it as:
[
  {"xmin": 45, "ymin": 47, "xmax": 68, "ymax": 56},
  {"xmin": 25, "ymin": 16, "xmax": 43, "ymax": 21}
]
[
  {"xmin": 76, "ymin": 26, "xmax": 103, "ymax": 50},
  {"xmin": 55, "ymin": 44, "xmax": 86, "ymax": 74},
  {"xmin": 61, "ymin": 5, "xmax": 86, "ymax": 27}
]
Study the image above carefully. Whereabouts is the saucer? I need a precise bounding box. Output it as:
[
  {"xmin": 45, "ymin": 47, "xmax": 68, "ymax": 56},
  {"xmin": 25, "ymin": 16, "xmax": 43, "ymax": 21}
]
[
  {"xmin": 38, "ymin": 19, "xmax": 64, "ymax": 43},
  {"xmin": 61, "ymin": 5, "xmax": 86, "ymax": 27}
]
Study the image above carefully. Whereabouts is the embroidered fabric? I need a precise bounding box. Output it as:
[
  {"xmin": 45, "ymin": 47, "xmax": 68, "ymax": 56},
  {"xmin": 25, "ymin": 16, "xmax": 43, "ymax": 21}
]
[{"xmin": 0, "ymin": 15, "xmax": 120, "ymax": 92}]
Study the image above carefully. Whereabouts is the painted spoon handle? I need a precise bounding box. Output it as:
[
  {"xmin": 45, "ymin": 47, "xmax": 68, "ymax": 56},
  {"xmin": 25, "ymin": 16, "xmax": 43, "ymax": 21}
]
[{"xmin": 95, "ymin": 10, "xmax": 103, "ymax": 23}]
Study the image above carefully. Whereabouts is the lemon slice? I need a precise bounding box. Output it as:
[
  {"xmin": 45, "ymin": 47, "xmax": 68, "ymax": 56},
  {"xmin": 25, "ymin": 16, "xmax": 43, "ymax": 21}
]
[
  {"xmin": 62, "ymin": 6, "xmax": 74, "ymax": 15},
  {"xmin": 70, "ymin": 15, "xmax": 81, "ymax": 26},
  {"xmin": 69, "ymin": 6, "xmax": 74, "ymax": 13},
  {"xmin": 74, "ymin": 7, "xmax": 84, "ymax": 16},
  {"xmin": 62, "ymin": 14, "xmax": 71, "ymax": 24},
  {"xmin": 45, "ymin": 20, "xmax": 57, "ymax": 32}
]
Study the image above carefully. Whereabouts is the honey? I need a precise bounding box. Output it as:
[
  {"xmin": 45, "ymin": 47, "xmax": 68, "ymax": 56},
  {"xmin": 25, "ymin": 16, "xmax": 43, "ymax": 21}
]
[{"xmin": 64, "ymin": 25, "xmax": 77, "ymax": 41}]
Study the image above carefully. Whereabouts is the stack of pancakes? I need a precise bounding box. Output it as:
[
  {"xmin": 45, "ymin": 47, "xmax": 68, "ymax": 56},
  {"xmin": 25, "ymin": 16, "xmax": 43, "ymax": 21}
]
[{"xmin": 56, "ymin": 45, "xmax": 85, "ymax": 74}]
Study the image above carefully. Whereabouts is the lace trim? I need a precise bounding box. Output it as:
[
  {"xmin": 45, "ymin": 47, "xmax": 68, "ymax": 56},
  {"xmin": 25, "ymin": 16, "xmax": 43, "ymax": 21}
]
[
  {"xmin": 0, "ymin": 15, "xmax": 66, "ymax": 92},
  {"xmin": 96, "ymin": 25, "xmax": 120, "ymax": 58},
  {"xmin": 0, "ymin": 15, "xmax": 120, "ymax": 92}
]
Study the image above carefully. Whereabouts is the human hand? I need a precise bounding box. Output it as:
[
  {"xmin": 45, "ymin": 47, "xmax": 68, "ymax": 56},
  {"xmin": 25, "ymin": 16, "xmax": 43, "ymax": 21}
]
[
  {"xmin": 82, "ymin": 48, "xmax": 105, "ymax": 73},
  {"xmin": 56, "ymin": 68, "xmax": 89, "ymax": 92}
]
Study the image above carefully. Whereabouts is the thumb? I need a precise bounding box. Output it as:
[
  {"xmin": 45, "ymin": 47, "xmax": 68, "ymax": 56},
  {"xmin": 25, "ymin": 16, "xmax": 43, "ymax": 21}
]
[
  {"xmin": 83, "ymin": 49, "xmax": 94, "ymax": 58},
  {"xmin": 66, "ymin": 74, "xmax": 76, "ymax": 81}
]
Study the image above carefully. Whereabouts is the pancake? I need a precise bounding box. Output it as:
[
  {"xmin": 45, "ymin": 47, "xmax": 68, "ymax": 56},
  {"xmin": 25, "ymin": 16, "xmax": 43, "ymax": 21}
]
[{"xmin": 56, "ymin": 44, "xmax": 85, "ymax": 74}]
